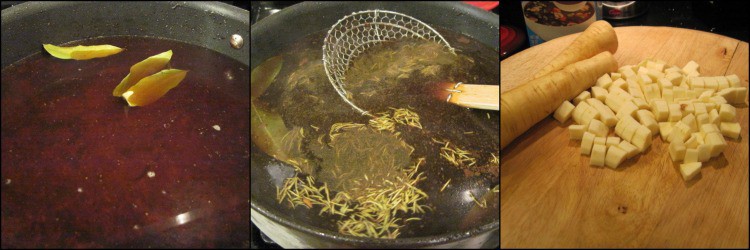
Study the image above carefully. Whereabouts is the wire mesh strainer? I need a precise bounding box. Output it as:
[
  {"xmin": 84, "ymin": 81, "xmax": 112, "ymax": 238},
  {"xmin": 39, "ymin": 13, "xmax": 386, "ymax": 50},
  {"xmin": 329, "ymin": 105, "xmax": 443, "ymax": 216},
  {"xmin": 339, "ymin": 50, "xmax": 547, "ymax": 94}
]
[{"xmin": 323, "ymin": 10, "xmax": 455, "ymax": 116}]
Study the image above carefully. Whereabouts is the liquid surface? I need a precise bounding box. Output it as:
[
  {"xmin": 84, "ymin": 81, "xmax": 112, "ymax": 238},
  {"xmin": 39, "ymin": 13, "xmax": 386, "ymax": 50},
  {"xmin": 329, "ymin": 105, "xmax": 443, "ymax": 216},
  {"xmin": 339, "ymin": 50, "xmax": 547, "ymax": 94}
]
[
  {"xmin": 1, "ymin": 36, "xmax": 249, "ymax": 248},
  {"xmin": 251, "ymin": 27, "xmax": 499, "ymax": 238}
]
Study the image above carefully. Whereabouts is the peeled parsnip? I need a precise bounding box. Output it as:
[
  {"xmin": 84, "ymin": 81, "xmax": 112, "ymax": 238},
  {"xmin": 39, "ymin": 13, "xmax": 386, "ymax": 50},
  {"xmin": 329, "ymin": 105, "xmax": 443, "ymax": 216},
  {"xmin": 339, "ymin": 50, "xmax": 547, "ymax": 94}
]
[
  {"xmin": 533, "ymin": 20, "xmax": 618, "ymax": 79},
  {"xmin": 501, "ymin": 51, "xmax": 619, "ymax": 150}
]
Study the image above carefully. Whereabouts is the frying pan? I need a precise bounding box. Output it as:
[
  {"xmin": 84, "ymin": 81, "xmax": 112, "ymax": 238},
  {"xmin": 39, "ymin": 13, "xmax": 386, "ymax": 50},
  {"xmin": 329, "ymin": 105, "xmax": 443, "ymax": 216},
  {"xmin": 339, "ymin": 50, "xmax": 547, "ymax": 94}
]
[
  {"xmin": 251, "ymin": 2, "xmax": 499, "ymax": 248},
  {"xmin": 1, "ymin": 2, "xmax": 248, "ymax": 248}
]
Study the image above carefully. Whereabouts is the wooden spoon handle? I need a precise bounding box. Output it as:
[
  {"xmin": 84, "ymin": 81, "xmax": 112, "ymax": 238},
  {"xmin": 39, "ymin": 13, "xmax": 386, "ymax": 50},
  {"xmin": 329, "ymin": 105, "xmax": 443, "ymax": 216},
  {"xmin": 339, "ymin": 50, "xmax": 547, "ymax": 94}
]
[{"xmin": 444, "ymin": 83, "xmax": 499, "ymax": 111}]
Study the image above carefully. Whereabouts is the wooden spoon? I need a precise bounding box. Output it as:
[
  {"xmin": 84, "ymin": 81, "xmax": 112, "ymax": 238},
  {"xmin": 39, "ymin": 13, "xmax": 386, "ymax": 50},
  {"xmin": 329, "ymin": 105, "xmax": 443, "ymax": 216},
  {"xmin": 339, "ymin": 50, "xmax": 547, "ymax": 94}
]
[{"xmin": 433, "ymin": 82, "xmax": 499, "ymax": 110}]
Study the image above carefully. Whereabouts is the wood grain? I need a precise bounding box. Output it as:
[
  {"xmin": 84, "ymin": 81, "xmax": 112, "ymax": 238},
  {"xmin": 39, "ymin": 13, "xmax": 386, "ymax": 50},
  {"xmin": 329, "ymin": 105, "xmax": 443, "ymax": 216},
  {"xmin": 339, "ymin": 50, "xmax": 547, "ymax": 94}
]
[{"xmin": 500, "ymin": 26, "xmax": 749, "ymax": 248}]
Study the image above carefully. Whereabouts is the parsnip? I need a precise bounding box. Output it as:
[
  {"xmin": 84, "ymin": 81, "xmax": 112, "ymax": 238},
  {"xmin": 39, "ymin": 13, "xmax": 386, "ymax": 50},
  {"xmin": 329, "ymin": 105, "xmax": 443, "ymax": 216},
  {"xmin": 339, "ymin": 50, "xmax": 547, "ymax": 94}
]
[
  {"xmin": 553, "ymin": 100, "xmax": 576, "ymax": 123},
  {"xmin": 501, "ymin": 52, "xmax": 618, "ymax": 150},
  {"xmin": 679, "ymin": 162, "xmax": 701, "ymax": 181},
  {"xmin": 533, "ymin": 21, "xmax": 618, "ymax": 79}
]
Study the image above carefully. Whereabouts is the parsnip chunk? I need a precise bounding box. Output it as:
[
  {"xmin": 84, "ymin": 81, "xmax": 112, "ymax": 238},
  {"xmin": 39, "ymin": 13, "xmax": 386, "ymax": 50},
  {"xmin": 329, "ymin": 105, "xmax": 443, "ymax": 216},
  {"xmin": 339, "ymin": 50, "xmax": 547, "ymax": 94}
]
[{"xmin": 679, "ymin": 162, "xmax": 701, "ymax": 181}]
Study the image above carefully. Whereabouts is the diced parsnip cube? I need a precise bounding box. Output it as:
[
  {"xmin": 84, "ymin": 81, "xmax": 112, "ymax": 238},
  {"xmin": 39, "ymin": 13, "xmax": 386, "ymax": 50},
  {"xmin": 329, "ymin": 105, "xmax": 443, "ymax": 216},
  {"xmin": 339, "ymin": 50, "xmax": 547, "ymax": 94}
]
[
  {"xmin": 604, "ymin": 145, "xmax": 628, "ymax": 169},
  {"xmin": 668, "ymin": 103, "xmax": 682, "ymax": 122},
  {"xmin": 720, "ymin": 122, "xmax": 741, "ymax": 139},
  {"xmin": 647, "ymin": 69, "xmax": 665, "ymax": 82},
  {"xmin": 619, "ymin": 115, "xmax": 639, "ymax": 128},
  {"xmin": 594, "ymin": 136, "xmax": 606, "ymax": 146},
  {"xmin": 659, "ymin": 122, "xmax": 673, "ymax": 141},
  {"xmin": 635, "ymin": 110, "xmax": 658, "ymax": 136},
  {"xmin": 689, "ymin": 77, "xmax": 704, "ymax": 89},
  {"xmin": 590, "ymin": 144, "xmax": 607, "ymax": 167},
  {"xmin": 606, "ymin": 136, "xmax": 621, "ymax": 147},
  {"xmin": 608, "ymin": 78, "xmax": 628, "ymax": 92},
  {"xmin": 571, "ymin": 101, "xmax": 593, "ymax": 125},
  {"xmin": 573, "ymin": 91, "xmax": 591, "ymax": 105},
  {"xmin": 682, "ymin": 60, "xmax": 700, "ymax": 75},
  {"xmin": 700, "ymin": 124, "xmax": 720, "ymax": 134},
  {"xmin": 693, "ymin": 103, "xmax": 707, "ymax": 115},
  {"xmin": 688, "ymin": 89, "xmax": 701, "ymax": 99},
  {"xmin": 604, "ymin": 94, "xmax": 624, "ymax": 114},
  {"xmin": 617, "ymin": 140, "xmax": 638, "ymax": 159},
  {"xmin": 651, "ymin": 99, "xmax": 669, "ymax": 122},
  {"xmin": 679, "ymin": 162, "xmax": 702, "ymax": 181},
  {"xmin": 716, "ymin": 76, "xmax": 729, "ymax": 90},
  {"xmin": 645, "ymin": 84, "xmax": 662, "ymax": 102},
  {"xmin": 631, "ymin": 98, "xmax": 650, "ymax": 109},
  {"xmin": 611, "ymin": 72, "xmax": 622, "ymax": 81},
  {"xmin": 596, "ymin": 74, "xmax": 613, "ymax": 89},
  {"xmin": 665, "ymin": 72, "xmax": 683, "ymax": 86},
  {"xmin": 580, "ymin": 108, "xmax": 599, "ymax": 127},
  {"xmin": 591, "ymin": 87, "xmax": 608, "ymax": 102},
  {"xmin": 725, "ymin": 74, "xmax": 741, "ymax": 87},
  {"xmin": 638, "ymin": 73, "xmax": 653, "ymax": 85},
  {"xmin": 658, "ymin": 77, "xmax": 673, "ymax": 90},
  {"xmin": 668, "ymin": 125, "xmax": 688, "ymax": 143},
  {"xmin": 709, "ymin": 109, "xmax": 720, "ymax": 126},
  {"xmin": 698, "ymin": 90, "xmax": 714, "ymax": 102},
  {"xmin": 680, "ymin": 113, "xmax": 697, "ymax": 133},
  {"xmin": 610, "ymin": 85, "xmax": 633, "ymax": 99},
  {"xmin": 635, "ymin": 109, "xmax": 656, "ymax": 120},
  {"xmin": 631, "ymin": 126, "xmax": 652, "ymax": 152},
  {"xmin": 679, "ymin": 77, "xmax": 690, "ymax": 89},
  {"xmin": 681, "ymin": 102, "xmax": 695, "ymax": 117},
  {"xmin": 714, "ymin": 87, "xmax": 746, "ymax": 104},
  {"xmin": 684, "ymin": 148, "xmax": 699, "ymax": 163},
  {"xmin": 674, "ymin": 120, "xmax": 694, "ymax": 136},
  {"xmin": 587, "ymin": 98, "xmax": 618, "ymax": 127},
  {"xmin": 569, "ymin": 124, "xmax": 588, "ymax": 140},
  {"xmin": 588, "ymin": 119, "xmax": 609, "ymax": 137},
  {"xmin": 704, "ymin": 77, "xmax": 718, "ymax": 90},
  {"xmin": 732, "ymin": 87, "xmax": 747, "ymax": 104},
  {"xmin": 553, "ymin": 100, "xmax": 576, "ymax": 123},
  {"xmin": 719, "ymin": 103, "xmax": 736, "ymax": 122},
  {"xmin": 715, "ymin": 88, "xmax": 733, "ymax": 101},
  {"xmin": 622, "ymin": 119, "xmax": 638, "ymax": 142},
  {"xmin": 628, "ymin": 84, "xmax": 645, "ymax": 99},
  {"xmin": 669, "ymin": 139, "xmax": 686, "ymax": 162},
  {"xmin": 709, "ymin": 96, "xmax": 727, "ymax": 105},
  {"xmin": 614, "ymin": 118, "xmax": 626, "ymax": 136},
  {"xmin": 673, "ymin": 86, "xmax": 686, "ymax": 99},
  {"xmin": 696, "ymin": 113, "xmax": 709, "ymax": 127},
  {"xmin": 705, "ymin": 102, "xmax": 717, "ymax": 112},
  {"xmin": 581, "ymin": 132, "xmax": 596, "ymax": 155},
  {"xmin": 697, "ymin": 144, "xmax": 711, "ymax": 162},
  {"xmin": 664, "ymin": 65, "xmax": 681, "ymax": 73},
  {"xmin": 636, "ymin": 66, "xmax": 649, "ymax": 76},
  {"xmin": 685, "ymin": 133, "xmax": 700, "ymax": 149},
  {"xmin": 616, "ymin": 101, "xmax": 639, "ymax": 120},
  {"xmin": 705, "ymin": 132, "xmax": 727, "ymax": 157},
  {"xmin": 618, "ymin": 66, "xmax": 637, "ymax": 80},
  {"xmin": 662, "ymin": 88, "xmax": 675, "ymax": 103},
  {"xmin": 646, "ymin": 61, "xmax": 665, "ymax": 72},
  {"xmin": 695, "ymin": 132, "xmax": 706, "ymax": 144}
]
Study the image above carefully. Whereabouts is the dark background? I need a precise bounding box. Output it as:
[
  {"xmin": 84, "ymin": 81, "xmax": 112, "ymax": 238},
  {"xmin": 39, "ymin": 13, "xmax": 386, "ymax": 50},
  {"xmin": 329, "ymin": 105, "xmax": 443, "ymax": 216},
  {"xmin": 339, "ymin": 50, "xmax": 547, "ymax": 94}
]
[
  {"xmin": 252, "ymin": 1, "xmax": 500, "ymax": 25},
  {"xmin": 1, "ymin": 1, "xmax": 249, "ymax": 11},
  {"xmin": 501, "ymin": 1, "xmax": 750, "ymax": 59}
]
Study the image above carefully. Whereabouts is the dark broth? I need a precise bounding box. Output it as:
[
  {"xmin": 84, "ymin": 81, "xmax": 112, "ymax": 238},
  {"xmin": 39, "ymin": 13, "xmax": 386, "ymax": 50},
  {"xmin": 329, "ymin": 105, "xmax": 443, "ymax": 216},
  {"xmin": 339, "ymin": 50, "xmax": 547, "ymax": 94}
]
[
  {"xmin": 251, "ymin": 27, "xmax": 498, "ymax": 237},
  {"xmin": 1, "ymin": 36, "xmax": 249, "ymax": 248}
]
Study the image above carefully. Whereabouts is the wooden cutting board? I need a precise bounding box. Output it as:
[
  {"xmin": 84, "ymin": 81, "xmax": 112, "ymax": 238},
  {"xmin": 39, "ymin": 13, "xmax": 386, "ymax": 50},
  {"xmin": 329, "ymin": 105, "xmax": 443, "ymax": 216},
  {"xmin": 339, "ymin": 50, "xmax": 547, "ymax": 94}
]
[{"xmin": 500, "ymin": 26, "xmax": 749, "ymax": 248}]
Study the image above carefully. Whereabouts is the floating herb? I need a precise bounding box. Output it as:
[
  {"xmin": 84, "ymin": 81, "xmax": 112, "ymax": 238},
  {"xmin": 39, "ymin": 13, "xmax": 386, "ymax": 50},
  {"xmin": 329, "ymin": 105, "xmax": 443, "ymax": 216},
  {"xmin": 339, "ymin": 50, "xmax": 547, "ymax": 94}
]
[
  {"xmin": 121, "ymin": 69, "xmax": 188, "ymax": 106},
  {"xmin": 113, "ymin": 50, "xmax": 173, "ymax": 96},
  {"xmin": 440, "ymin": 179, "xmax": 451, "ymax": 192},
  {"xmin": 43, "ymin": 44, "xmax": 123, "ymax": 60}
]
